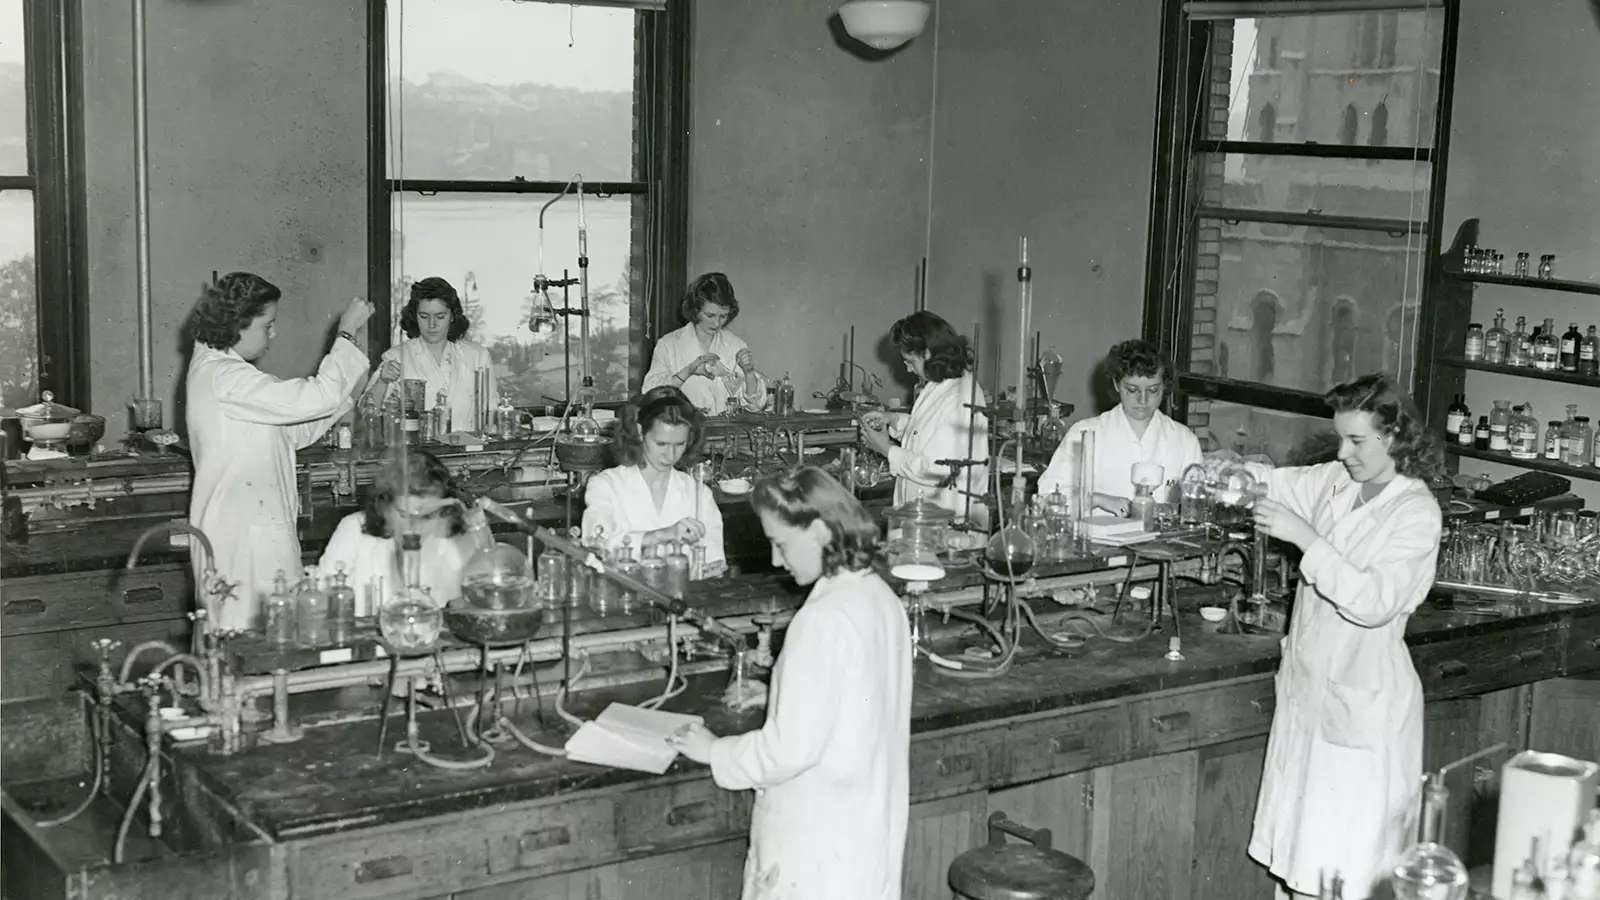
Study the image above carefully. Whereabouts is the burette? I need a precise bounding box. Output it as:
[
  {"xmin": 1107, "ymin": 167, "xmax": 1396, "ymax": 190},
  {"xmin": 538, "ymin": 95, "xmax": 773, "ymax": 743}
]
[{"xmin": 535, "ymin": 175, "xmax": 593, "ymax": 406}]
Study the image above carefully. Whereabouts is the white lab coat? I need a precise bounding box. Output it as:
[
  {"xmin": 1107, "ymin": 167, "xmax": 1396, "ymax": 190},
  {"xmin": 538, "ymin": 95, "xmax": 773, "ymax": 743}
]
[
  {"xmin": 316, "ymin": 512, "xmax": 470, "ymax": 616},
  {"xmin": 580, "ymin": 465, "xmax": 726, "ymax": 572},
  {"xmin": 707, "ymin": 568, "xmax": 912, "ymax": 900},
  {"xmin": 186, "ymin": 339, "xmax": 367, "ymax": 630},
  {"xmin": 1037, "ymin": 405, "xmax": 1202, "ymax": 506},
  {"xmin": 884, "ymin": 374, "xmax": 989, "ymax": 525},
  {"xmin": 1248, "ymin": 462, "xmax": 1441, "ymax": 897},
  {"xmin": 378, "ymin": 337, "xmax": 497, "ymax": 433},
  {"xmin": 642, "ymin": 323, "xmax": 769, "ymax": 415}
]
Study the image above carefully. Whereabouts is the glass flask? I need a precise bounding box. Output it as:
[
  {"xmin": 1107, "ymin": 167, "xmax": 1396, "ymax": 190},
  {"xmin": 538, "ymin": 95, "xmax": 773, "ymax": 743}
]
[
  {"xmin": 664, "ymin": 541, "xmax": 691, "ymax": 599},
  {"xmin": 263, "ymin": 570, "xmax": 296, "ymax": 648},
  {"xmin": 1039, "ymin": 402, "xmax": 1070, "ymax": 453},
  {"xmin": 537, "ymin": 539, "xmax": 571, "ymax": 608},
  {"xmin": 883, "ymin": 497, "xmax": 954, "ymax": 582},
  {"xmin": 460, "ymin": 532, "xmax": 536, "ymax": 611},
  {"xmin": 1463, "ymin": 322, "xmax": 1484, "ymax": 361},
  {"xmin": 985, "ymin": 523, "xmax": 1037, "ymax": 580},
  {"xmin": 1213, "ymin": 464, "xmax": 1258, "ymax": 509},
  {"xmin": 378, "ymin": 534, "xmax": 443, "ymax": 654},
  {"xmin": 1389, "ymin": 774, "xmax": 1468, "ymax": 900},
  {"xmin": 1039, "ymin": 489, "xmax": 1075, "ymax": 561},
  {"xmin": 1485, "ymin": 308, "xmax": 1509, "ymax": 364},
  {"xmin": 613, "ymin": 537, "xmax": 641, "ymax": 614},
  {"xmin": 1508, "ymin": 403, "xmax": 1540, "ymax": 460},
  {"xmin": 295, "ymin": 566, "xmax": 330, "ymax": 648},
  {"xmin": 639, "ymin": 543, "xmax": 670, "ymax": 596},
  {"xmin": 1178, "ymin": 463, "xmax": 1212, "ymax": 526},
  {"xmin": 327, "ymin": 564, "xmax": 356, "ymax": 647}
]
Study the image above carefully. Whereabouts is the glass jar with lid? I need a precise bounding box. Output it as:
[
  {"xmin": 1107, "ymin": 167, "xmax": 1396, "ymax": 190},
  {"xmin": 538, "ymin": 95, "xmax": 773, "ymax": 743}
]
[
  {"xmin": 1489, "ymin": 400, "xmax": 1512, "ymax": 451},
  {"xmin": 884, "ymin": 497, "xmax": 955, "ymax": 582},
  {"xmin": 1463, "ymin": 322, "xmax": 1485, "ymax": 361},
  {"xmin": 1484, "ymin": 308, "xmax": 1509, "ymax": 364},
  {"xmin": 1508, "ymin": 403, "xmax": 1540, "ymax": 460},
  {"xmin": 263, "ymin": 570, "xmax": 297, "ymax": 648}
]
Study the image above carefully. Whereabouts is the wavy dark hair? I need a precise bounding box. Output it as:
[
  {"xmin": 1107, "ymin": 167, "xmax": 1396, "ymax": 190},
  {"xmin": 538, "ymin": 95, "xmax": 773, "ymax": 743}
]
[
  {"xmin": 399, "ymin": 277, "xmax": 469, "ymax": 342},
  {"xmin": 750, "ymin": 466, "xmax": 882, "ymax": 576},
  {"xmin": 615, "ymin": 385, "xmax": 707, "ymax": 468},
  {"xmin": 362, "ymin": 450, "xmax": 468, "ymax": 538},
  {"xmin": 1105, "ymin": 339, "xmax": 1172, "ymax": 390},
  {"xmin": 678, "ymin": 272, "xmax": 739, "ymax": 325},
  {"xmin": 1324, "ymin": 373, "xmax": 1444, "ymax": 484},
  {"xmin": 890, "ymin": 311, "xmax": 973, "ymax": 383},
  {"xmin": 184, "ymin": 272, "xmax": 281, "ymax": 350}
]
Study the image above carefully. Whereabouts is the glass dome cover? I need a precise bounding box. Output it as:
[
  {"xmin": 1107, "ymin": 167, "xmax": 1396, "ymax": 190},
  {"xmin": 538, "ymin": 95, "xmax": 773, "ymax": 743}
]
[{"xmin": 885, "ymin": 497, "xmax": 954, "ymax": 582}]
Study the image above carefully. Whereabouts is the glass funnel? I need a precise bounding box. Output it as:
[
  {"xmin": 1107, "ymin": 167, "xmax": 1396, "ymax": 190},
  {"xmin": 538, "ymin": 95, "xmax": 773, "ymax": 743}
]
[{"xmin": 883, "ymin": 497, "xmax": 954, "ymax": 582}]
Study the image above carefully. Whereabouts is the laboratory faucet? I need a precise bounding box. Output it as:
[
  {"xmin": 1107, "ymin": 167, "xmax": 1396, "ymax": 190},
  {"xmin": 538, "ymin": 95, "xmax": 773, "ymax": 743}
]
[{"xmin": 125, "ymin": 520, "xmax": 235, "ymax": 635}]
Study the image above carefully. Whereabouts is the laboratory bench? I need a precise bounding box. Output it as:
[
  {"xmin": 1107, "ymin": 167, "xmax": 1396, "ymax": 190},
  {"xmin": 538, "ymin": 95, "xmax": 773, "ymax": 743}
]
[{"xmin": 3, "ymin": 555, "xmax": 1598, "ymax": 900}]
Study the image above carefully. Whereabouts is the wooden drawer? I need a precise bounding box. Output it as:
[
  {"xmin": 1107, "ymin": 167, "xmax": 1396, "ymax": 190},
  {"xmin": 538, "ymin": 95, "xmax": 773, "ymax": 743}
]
[
  {"xmin": 1566, "ymin": 611, "xmax": 1600, "ymax": 676},
  {"xmin": 2, "ymin": 565, "xmax": 192, "ymax": 636},
  {"xmin": 910, "ymin": 730, "xmax": 993, "ymax": 801},
  {"xmin": 1413, "ymin": 625, "xmax": 1566, "ymax": 699},
  {"xmin": 615, "ymin": 777, "xmax": 751, "ymax": 854},
  {"xmin": 1130, "ymin": 677, "xmax": 1278, "ymax": 755},
  {"xmin": 994, "ymin": 702, "xmax": 1132, "ymax": 784}
]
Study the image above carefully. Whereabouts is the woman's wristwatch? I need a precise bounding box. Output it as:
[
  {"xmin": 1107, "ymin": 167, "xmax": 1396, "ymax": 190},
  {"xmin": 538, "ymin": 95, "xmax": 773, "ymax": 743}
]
[{"xmin": 337, "ymin": 330, "xmax": 357, "ymax": 345}]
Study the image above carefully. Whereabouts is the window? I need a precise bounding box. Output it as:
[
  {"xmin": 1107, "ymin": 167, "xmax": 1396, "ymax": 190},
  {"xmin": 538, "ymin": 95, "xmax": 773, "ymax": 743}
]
[
  {"xmin": 1143, "ymin": 1, "xmax": 1451, "ymax": 428},
  {"xmin": 0, "ymin": 0, "xmax": 78, "ymax": 410},
  {"xmin": 371, "ymin": 0, "xmax": 688, "ymax": 406}
]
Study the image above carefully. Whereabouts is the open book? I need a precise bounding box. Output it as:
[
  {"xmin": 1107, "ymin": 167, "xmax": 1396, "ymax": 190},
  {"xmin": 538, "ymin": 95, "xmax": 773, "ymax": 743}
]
[{"xmin": 564, "ymin": 703, "xmax": 704, "ymax": 774}]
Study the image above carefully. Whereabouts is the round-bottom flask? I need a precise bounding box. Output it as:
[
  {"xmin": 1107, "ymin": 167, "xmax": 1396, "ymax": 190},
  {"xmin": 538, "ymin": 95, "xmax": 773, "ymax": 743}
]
[{"xmin": 985, "ymin": 525, "xmax": 1037, "ymax": 580}]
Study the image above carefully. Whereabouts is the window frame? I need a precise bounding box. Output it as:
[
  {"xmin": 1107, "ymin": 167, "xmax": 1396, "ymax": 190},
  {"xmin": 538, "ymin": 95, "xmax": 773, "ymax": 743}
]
[
  {"xmin": 364, "ymin": 0, "xmax": 690, "ymax": 404},
  {"xmin": 6, "ymin": 0, "xmax": 86, "ymax": 408},
  {"xmin": 1142, "ymin": 0, "xmax": 1460, "ymax": 424}
]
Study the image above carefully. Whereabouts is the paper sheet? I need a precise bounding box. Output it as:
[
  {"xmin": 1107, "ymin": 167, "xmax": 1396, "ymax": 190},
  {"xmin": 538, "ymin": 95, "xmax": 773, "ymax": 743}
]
[{"xmin": 564, "ymin": 703, "xmax": 705, "ymax": 774}]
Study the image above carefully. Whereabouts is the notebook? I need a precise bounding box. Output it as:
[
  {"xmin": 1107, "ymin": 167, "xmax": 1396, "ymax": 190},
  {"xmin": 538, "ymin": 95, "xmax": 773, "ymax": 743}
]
[{"xmin": 564, "ymin": 703, "xmax": 704, "ymax": 774}]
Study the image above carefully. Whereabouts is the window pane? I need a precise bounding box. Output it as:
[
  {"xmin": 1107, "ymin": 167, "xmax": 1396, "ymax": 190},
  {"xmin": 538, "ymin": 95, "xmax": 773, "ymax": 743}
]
[
  {"xmin": 0, "ymin": 0, "xmax": 27, "ymax": 175},
  {"xmin": 0, "ymin": 189, "xmax": 37, "ymax": 408},
  {"xmin": 392, "ymin": 192, "xmax": 639, "ymax": 405},
  {"xmin": 388, "ymin": 0, "xmax": 636, "ymax": 182},
  {"xmin": 1210, "ymin": 10, "xmax": 1443, "ymax": 148},
  {"xmin": 1203, "ymin": 153, "xmax": 1431, "ymax": 222},
  {"xmin": 1188, "ymin": 218, "xmax": 1426, "ymax": 393},
  {"xmin": 1186, "ymin": 398, "xmax": 1330, "ymax": 466}
]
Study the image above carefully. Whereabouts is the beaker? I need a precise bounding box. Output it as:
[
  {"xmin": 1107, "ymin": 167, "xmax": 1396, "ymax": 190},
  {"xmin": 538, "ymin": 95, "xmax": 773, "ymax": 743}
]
[
  {"xmin": 400, "ymin": 378, "xmax": 428, "ymax": 416},
  {"xmin": 129, "ymin": 396, "xmax": 163, "ymax": 432}
]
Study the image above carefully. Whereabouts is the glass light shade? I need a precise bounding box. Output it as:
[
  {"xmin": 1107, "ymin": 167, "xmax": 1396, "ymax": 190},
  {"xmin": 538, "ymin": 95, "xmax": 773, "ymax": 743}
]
[{"xmin": 839, "ymin": 0, "xmax": 930, "ymax": 50}]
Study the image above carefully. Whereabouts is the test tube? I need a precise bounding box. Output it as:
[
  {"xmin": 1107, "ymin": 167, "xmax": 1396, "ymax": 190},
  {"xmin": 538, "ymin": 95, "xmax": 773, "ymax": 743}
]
[{"xmin": 1076, "ymin": 430, "xmax": 1096, "ymax": 543}]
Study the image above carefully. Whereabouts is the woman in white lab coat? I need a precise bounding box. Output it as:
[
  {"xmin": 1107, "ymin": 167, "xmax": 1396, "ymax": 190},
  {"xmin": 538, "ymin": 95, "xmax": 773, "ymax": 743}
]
[
  {"xmin": 185, "ymin": 273, "xmax": 373, "ymax": 630},
  {"xmin": 580, "ymin": 385, "xmax": 727, "ymax": 576},
  {"xmin": 317, "ymin": 451, "xmax": 472, "ymax": 616},
  {"xmin": 374, "ymin": 277, "xmax": 497, "ymax": 433},
  {"xmin": 671, "ymin": 466, "xmax": 911, "ymax": 900},
  {"xmin": 860, "ymin": 311, "xmax": 989, "ymax": 526},
  {"xmin": 1036, "ymin": 338, "xmax": 1202, "ymax": 513},
  {"xmin": 1246, "ymin": 374, "xmax": 1444, "ymax": 898},
  {"xmin": 641, "ymin": 273, "xmax": 769, "ymax": 415}
]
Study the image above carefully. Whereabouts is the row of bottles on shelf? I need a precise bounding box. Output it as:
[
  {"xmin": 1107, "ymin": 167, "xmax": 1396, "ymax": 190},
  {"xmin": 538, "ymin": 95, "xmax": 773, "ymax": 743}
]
[
  {"xmin": 1446, "ymin": 398, "xmax": 1600, "ymax": 467},
  {"xmin": 343, "ymin": 389, "xmax": 522, "ymax": 451},
  {"xmin": 1463, "ymin": 244, "xmax": 1558, "ymax": 279},
  {"xmin": 262, "ymin": 565, "xmax": 359, "ymax": 650},
  {"xmin": 1465, "ymin": 311, "xmax": 1599, "ymax": 375}
]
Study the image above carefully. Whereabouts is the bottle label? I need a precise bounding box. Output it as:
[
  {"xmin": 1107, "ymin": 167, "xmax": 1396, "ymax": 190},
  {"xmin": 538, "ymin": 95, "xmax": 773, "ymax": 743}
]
[
  {"xmin": 1446, "ymin": 412, "xmax": 1465, "ymax": 434},
  {"xmin": 1490, "ymin": 429, "xmax": 1509, "ymax": 451},
  {"xmin": 1563, "ymin": 339, "xmax": 1577, "ymax": 354},
  {"xmin": 1583, "ymin": 345, "xmax": 1595, "ymax": 361},
  {"xmin": 1464, "ymin": 335, "xmax": 1484, "ymax": 359},
  {"xmin": 1457, "ymin": 427, "xmax": 1473, "ymax": 445}
]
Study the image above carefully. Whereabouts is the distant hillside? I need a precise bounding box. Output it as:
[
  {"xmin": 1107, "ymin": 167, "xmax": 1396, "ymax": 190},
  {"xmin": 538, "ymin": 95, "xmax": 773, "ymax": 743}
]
[{"xmin": 397, "ymin": 72, "xmax": 632, "ymax": 181}]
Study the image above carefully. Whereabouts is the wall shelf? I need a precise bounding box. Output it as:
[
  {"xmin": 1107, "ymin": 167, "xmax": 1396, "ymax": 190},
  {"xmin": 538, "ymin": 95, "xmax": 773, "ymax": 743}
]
[
  {"xmin": 1446, "ymin": 444, "xmax": 1600, "ymax": 483},
  {"xmin": 1445, "ymin": 269, "xmax": 1600, "ymax": 297},
  {"xmin": 1441, "ymin": 357, "xmax": 1600, "ymax": 387}
]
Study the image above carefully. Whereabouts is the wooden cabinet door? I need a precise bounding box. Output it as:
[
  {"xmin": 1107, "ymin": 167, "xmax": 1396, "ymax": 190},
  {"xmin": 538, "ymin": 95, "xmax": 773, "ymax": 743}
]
[
  {"xmin": 986, "ymin": 770, "xmax": 1094, "ymax": 864},
  {"xmin": 1530, "ymin": 677, "xmax": 1600, "ymax": 763},
  {"xmin": 1192, "ymin": 737, "xmax": 1275, "ymax": 900},
  {"xmin": 448, "ymin": 839, "xmax": 747, "ymax": 900},
  {"xmin": 902, "ymin": 791, "xmax": 987, "ymax": 900},
  {"xmin": 1088, "ymin": 750, "xmax": 1199, "ymax": 900}
]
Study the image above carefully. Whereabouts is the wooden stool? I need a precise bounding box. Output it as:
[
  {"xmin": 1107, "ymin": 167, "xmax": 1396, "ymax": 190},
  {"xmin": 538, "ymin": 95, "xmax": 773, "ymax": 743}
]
[{"xmin": 948, "ymin": 812, "xmax": 1096, "ymax": 900}]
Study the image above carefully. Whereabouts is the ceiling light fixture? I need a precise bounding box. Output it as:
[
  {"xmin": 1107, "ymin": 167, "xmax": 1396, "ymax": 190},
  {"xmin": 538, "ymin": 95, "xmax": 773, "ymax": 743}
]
[{"xmin": 838, "ymin": 0, "xmax": 930, "ymax": 51}]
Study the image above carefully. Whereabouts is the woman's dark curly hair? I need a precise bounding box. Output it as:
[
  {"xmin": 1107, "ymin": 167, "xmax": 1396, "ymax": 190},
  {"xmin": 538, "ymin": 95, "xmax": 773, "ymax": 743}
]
[
  {"xmin": 399, "ymin": 277, "xmax": 469, "ymax": 342},
  {"xmin": 362, "ymin": 450, "xmax": 468, "ymax": 538},
  {"xmin": 1324, "ymin": 373, "xmax": 1445, "ymax": 484},
  {"xmin": 678, "ymin": 272, "xmax": 739, "ymax": 325},
  {"xmin": 184, "ymin": 272, "xmax": 281, "ymax": 350},
  {"xmin": 1105, "ymin": 339, "xmax": 1173, "ymax": 390},
  {"xmin": 890, "ymin": 311, "xmax": 973, "ymax": 383},
  {"xmin": 615, "ymin": 385, "xmax": 707, "ymax": 468},
  {"xmin": 750, "ymin": 466, "xmax": 882, "ymax": 576}
]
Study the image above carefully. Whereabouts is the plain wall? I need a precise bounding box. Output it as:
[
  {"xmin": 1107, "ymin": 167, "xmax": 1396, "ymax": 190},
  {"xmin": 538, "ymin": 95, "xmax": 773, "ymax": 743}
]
[
  {"xmin": 1441, "ymin": 0, "xmax": 1600, "ymax": 504},
  {"xmin": 82, "ymin": 0, "xmax": 369, "ymax": 443}
]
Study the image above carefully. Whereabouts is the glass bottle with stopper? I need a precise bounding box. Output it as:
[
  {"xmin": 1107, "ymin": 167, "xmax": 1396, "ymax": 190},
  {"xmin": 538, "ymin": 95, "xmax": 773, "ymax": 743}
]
[
  {"xmin": 263, "ymin": 570, "xmax": 297, "ymax": 649},
  {"xmin": 613, "ymin": 536, "xmax": 641, "ymax": 614},
  {"xmin": 1129, "ymin": 462, "xmax": 1165, "ymax": 530},
  {"xmin": 295, "ymin": 565, "xmax": 330, "ymax": 648},
  {"xmin": 1389, "ymin": 772, "xmax": 1469, "ymax": 900},
  {"xmin": 327, "ymin": 564, "xmax": 356, "ymax": 646},
  {"xmin": 588, "ymin": 526, "xmax": 621, "ymax": 615},
  {"xmin": 565, "ymin": 526, "xmax": 592, "ymax": 608},
  {"xmin": 639, "ymin": 542, "xmax": 670, "ymax": 595},
  {"xmin": 537, "ymin": 538, "xmax": 571, "ymax": 609},
  {"xmin": 379, "ymin": 533, "xmax": 444, "ymax": 654},
  {"xmin": 664, "ymin": 541, "xmax": 691, "ymax": 599}
]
